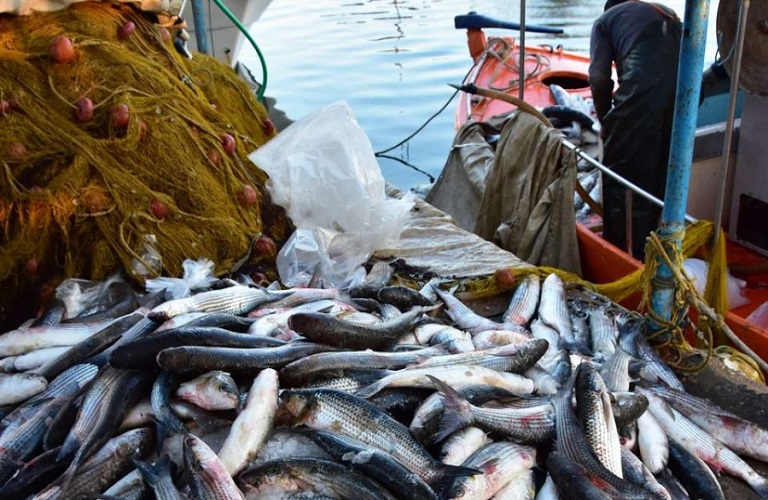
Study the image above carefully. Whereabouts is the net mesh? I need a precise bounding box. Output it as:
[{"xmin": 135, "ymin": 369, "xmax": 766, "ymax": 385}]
[{"xmin": 0, "ymin": 3, "xmax": 293, "ymax": 328}]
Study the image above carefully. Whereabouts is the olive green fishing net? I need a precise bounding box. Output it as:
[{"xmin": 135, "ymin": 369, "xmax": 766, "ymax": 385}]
[{"xmin": 0, "ymin": 3, "xmax": 293, "ymax": 328}]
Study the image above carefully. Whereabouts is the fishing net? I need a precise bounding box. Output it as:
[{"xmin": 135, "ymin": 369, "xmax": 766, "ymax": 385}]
[{"xmin": 0, "ymin": 3, "xmax": 293, "ymax": 329}]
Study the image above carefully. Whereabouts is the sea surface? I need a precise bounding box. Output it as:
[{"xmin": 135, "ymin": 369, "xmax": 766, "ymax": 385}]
[{"xmin": 239, "ymin": 0, "xmax": 722, "ymax": 191}]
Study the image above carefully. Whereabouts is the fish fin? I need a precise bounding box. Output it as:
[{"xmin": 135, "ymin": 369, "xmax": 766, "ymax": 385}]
[
  {"xmin": 133, "ymin": 458, "xmax": 159, "ymax": 486},
  {"xmin": 559, "ymin": 338, "xmax": 593, "ymax": 356},
  {"xmin": 426, "ymin": 375, "xmax": 473, "ymax": 443},
  {"xmin": 654, "ymin": 397, "xmax": 677, "ymax": 421},
  {"xmin": 56, "ymin": 460, "xmax": 80, "ymax": 497},
  {"xmin": 56, "ymin": 434, "xmax": 80, "ymax": 462},
  {"xmin": 355, "ymin": 381, "xmax": 385, "ymax": 399}
]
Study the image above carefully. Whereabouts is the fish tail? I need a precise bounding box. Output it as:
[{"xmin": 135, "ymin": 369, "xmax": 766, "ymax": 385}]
[
  {"xmin": 426, "ymin": 375, "xmax": 473, "ymax": 443},
  {"xmin": 748, "ymin": 475, "xmax": 768, "ymax": 500}
]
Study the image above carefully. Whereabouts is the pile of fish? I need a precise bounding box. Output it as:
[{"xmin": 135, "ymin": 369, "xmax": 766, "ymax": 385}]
[{"xmin": 1, "ymin": 263, "xmax": 768, "ymax": 499}]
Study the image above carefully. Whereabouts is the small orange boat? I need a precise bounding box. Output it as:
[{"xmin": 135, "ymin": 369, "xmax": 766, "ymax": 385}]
[
  {"xmin": 454, "ymin": 12, "xmax": 599, "ymax": 129},
  {"xmin": 452, "ymin": 12, "xmax": 768, "ymax": 365}
]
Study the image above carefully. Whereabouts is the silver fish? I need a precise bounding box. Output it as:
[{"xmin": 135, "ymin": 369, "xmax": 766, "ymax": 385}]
[
  {"xmin": 589, "ymin": 309, "xmax": 618, "ymax": 360},
  {"xmin": 552, "ymin": 366, "xmax": 654, "ymax": 499},
  {"xmin": 356, "ymin": 364, "xmax": 535, "ymax": 399},
  {"xmin": 650, "ymin": 384, "xmax": 768, "ymax": 463},
  {"xmin": 431, "ymin": 285, "xmax": 505, "ymax": 334},
  {"xmin": 637, "ymin": 410, "xmax": 669, "ymax": 474},
  {"xmin": 575, "ymin": 363, "xmax": 623, "ymax": 478},
  {"xmin": 149, "ymin": 286, "xmax": 287, "ymax": 321},
  {"xmin": 184, "ymin": 433, "xmax": 245, "ymax": 499},
  {"xmin": 448, "ymin": 441, "xmax": 536, "ymax": 500},
  {"xmin": 0, "ymin": 319, "xmax": 116, "ymax": 357},
  {"xmin": 440, "ymin": 426, "xmax": 492, "ymax": 466},
  {"xmin": 238, "ymin": 457, "xmax": 394, "ymax": 500},
  {"xmin": 280, "ymin": 388, "xmax": 478, "ymax": 487},
  {"xmin": 304, "ymin": 429, "xmax": 438, "ymax": 500},
  {"xmin": 538, "ymin": 274, "xmax": 574, "ymax": 344},
  {"xmin": 502, "ymin": 274, "xmax": 541, "ymax": 326},
  {"xmin": 640, "ymin": 387, "xmax": 768, "ymax": 498},
  {"xmin": 620, "ymin": 446, "xmax": 672, "ymax": 500},
  {"xmin": 279, "ymin": 345, "xmax": 446, "ymax": 387},
  {"xmin": 429, "ymin": 375, "xmax": 554, "ymax": 445},
  {"xmin": 175, "ymin": 370, "xmax": 239, "ymax": 411},
  {"xmin": 0, "ymin": 372, "xmax": 48, "ymax": 406},
  {"xmin": 218, "ymin": 368, "xmax": 279, "ymax": 476}
]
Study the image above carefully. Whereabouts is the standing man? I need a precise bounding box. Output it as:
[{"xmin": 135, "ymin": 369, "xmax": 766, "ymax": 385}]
[{"xmin": 589, "ymin": 0, "xmax": 682, "ymax": 259}]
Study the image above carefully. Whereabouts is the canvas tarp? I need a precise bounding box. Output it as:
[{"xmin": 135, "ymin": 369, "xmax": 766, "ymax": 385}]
[{"xmin": 428, "ymin": 111, "xmax": 582, "ymax": 275}]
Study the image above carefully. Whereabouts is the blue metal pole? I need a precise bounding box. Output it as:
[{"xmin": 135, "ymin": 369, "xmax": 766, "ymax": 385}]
[
  {"xmin": 191, "ymin": 0, "xmax": 210, "ymax": 55},
  {"xmin": 649, "ymin": 0, "xmax": 710, "ymax": 324}
]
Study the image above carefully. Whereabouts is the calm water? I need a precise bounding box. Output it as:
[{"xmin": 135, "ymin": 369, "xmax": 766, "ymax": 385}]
[{"xmin": 241, "ymin": 0, "xmax": 721, "ymax": 191}]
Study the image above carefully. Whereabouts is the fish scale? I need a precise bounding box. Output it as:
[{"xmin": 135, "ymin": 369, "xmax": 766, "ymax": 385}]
[
  {"xmin": 538, "ymin": 274, "xmax": 574, "ymax": 344},
  {"xmin": 502, "ymin": 274, "xmax": 541, "ymax": 326},
  {"xmin": 0, "ymin": 396, "xmax": 66, "ymax": 485},
  {"xmin": 279, "ymin": 346, "xmax": 446, "ymax": 387},
  {"xmin": 281, "ymin": 388, "xmax": 476, "ymax": 486},
  {"xmin": 61, "ymin": 427, "xmax": 155, "ymax": 497},
  {"xmin": 184, "ymin": 433, "xmax": 245, "ymax": 500},
  {"xmin": 576, "ymin": 363, "xmax": 623, "ymax": 478},
  {"xmin": 288, "ymin": 306, "xmax": 436, "ymax": 350},
  {"xmin": 650, "ymin": 384, "xmax": 768, "ymax": 462},
  {"xmin": 641, "ymin": 388, "xmax": 768, "ymax": 498},
  {"xmin": 355, "ymin": 364, "xmax": 535, "ymax": 399},
  {"xmin": 451, "ymin": 441, "xmax": 537, "ymax": 500},
  {"xmin": 150, "ymin": 286, "xmax": 284, "ymax": 320},
  {"xmin": 431, "ymin": 285, "xmax": 506, "ymax": 334},
  {"xmin": 552, "ymin": 366, "xmax": 656, "ymax": 499},
  {"xmin": 305, "ymin": 430, "xmax": 439, "ymax": 500},
  {"xmin": 239, "ymin": 457, "xmax": 394, "ymax": 500}
]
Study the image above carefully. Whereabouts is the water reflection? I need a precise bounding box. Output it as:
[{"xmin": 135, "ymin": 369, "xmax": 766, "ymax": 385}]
[{"xmin": 247, "ymin": 0, "xmax": 721, "ymax": 190}]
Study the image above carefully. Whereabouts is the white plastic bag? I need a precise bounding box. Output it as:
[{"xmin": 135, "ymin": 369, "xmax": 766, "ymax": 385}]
[
  {"xmin": 145, "ymin": 258, "xmax": 218, "ymax": 299},
  {"xmin": 682, "ymin": 258, "xmax": 750, "ymax": 310},
  {"xmin": 746, "ymin": 301, "xmax": 768, "ymax": 328},
  {"xmin": 55, "ymin": 274, "xmax": 124, "ymax": 319},
  {"xmin": 249, "ymin": 100, "xmax": 412, "ymax": 288}
]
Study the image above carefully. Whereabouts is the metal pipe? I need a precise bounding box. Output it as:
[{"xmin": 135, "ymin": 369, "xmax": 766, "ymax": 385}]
[
  {"xmin": 519, "ymin": 0, "xmax": 526, "ymax": 101},
  {"xmin": 713, "ymin": 0, "xmax": 750, "ymax": 246},
  {"xmin": 190, "ymin": 0, "xmax": 210, "ymax": 55},
  {"xmin": 650, "ymin": 0, "xmax": 711, "ymax": 326},
  {"xmin": 562, "ymin": 140, "xmax": 698, "ymax": 223}
]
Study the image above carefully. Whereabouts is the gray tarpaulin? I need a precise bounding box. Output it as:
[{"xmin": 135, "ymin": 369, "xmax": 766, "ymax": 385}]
[
  {"xmin": 428, "ymin": 111, "xmax": 582, "ymax": 275},
  {"xmin": 374, "ymin": 186, "xmax": 532, "ymax": 279}
]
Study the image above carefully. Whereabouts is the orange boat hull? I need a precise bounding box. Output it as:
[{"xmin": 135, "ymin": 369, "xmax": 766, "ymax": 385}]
[{"xmin": 456, "ymin": 34, "xmax": 595, "ymax": 127}]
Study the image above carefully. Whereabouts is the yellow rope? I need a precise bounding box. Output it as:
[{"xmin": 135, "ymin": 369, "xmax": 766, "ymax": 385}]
[{"xmin": 457, "ymin": 219, "xmax": 765, "ymax": 380}]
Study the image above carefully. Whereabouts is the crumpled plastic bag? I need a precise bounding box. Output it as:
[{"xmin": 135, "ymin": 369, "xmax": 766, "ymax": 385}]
[
  {"xmin": 682, "ymin": 258, "xmax": 750, "ymax": 310},
  {"xmin": 249, "ymin": 100, "xmax": 413, "ymax": 288},
  {"xmin": 56, "ymin": 274, "xmax": 125, "ymax": 319},
  {"xmin": 746, "ymin": 301, "xmax": 768, "ymax": 328},
  {"xmin": 145, "ymin": 258, "xmax": 218, "ymax": 299}
]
